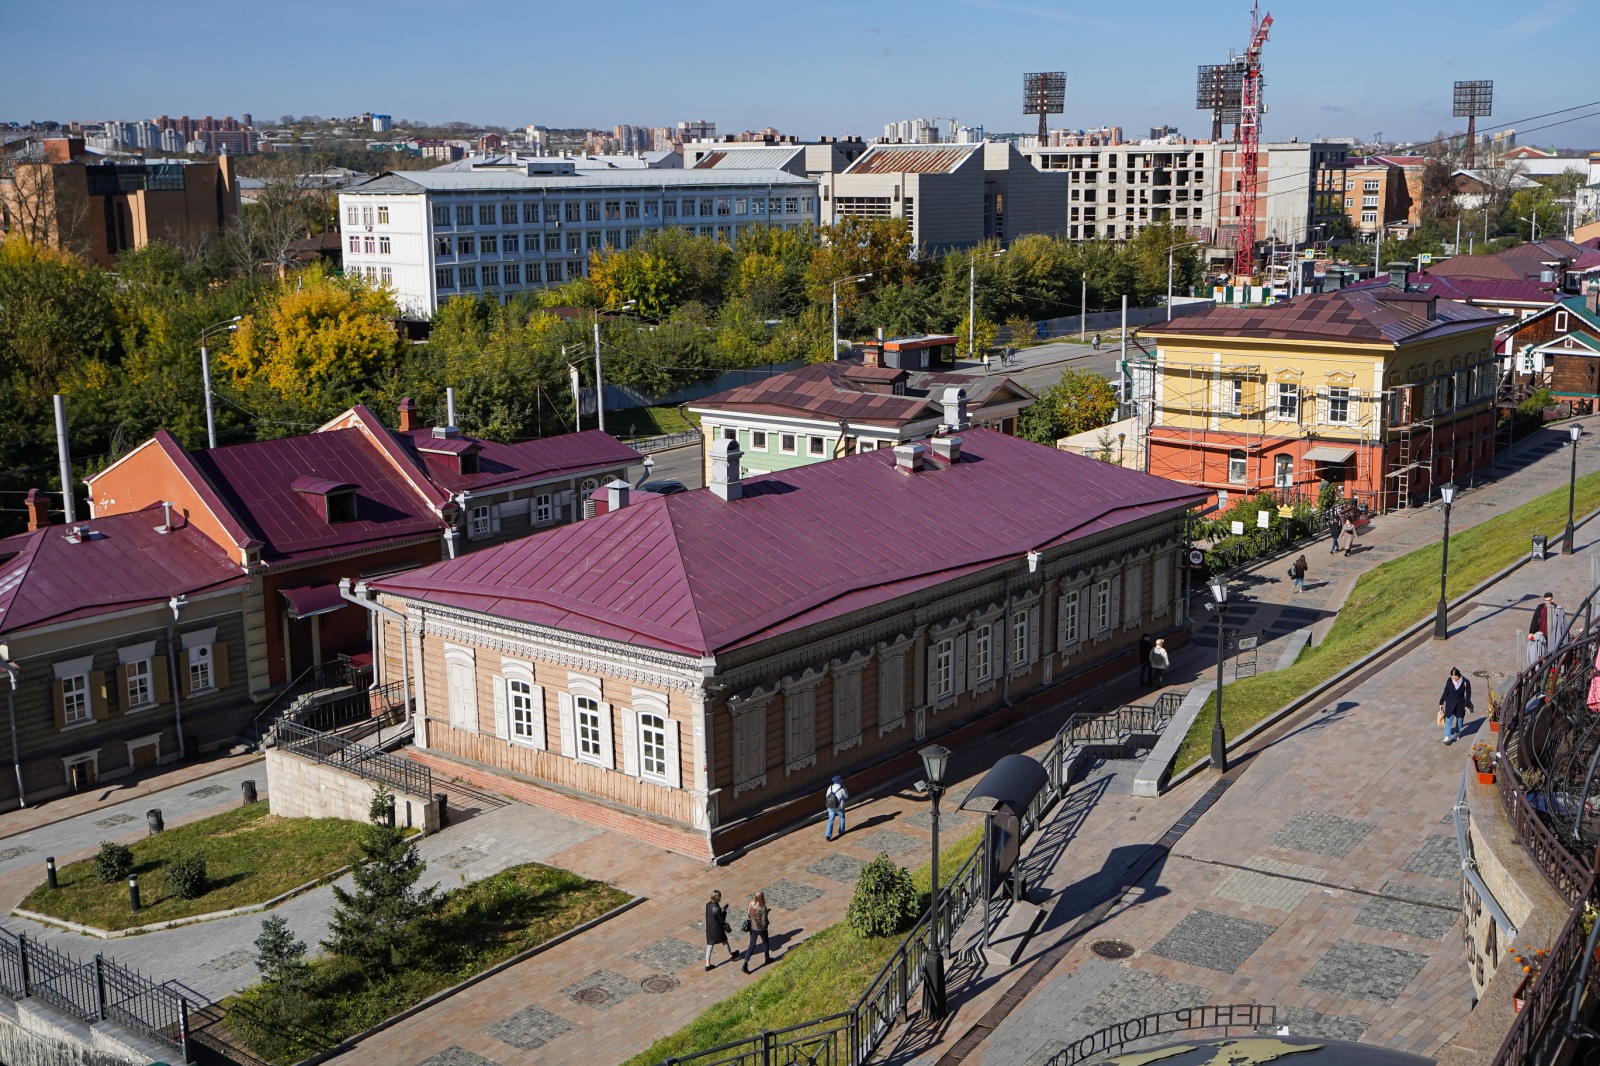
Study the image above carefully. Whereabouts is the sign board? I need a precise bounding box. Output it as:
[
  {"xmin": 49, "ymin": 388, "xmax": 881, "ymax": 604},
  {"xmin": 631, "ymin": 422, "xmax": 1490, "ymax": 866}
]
[
  {"xmin": 1238, "ymin": 635, "xmax": 1258, "ymax": 650},
  {"xmin": 1420, "ymin": 254, "xmax": 1434, "ymax": 264},
  {"xmin": 1231, "ymin": 520, "xmax": 1245, "ymax": 535},
  {"xmin": 1256, "ymin": 510, "xmax": 1270, "ymax": 529},
  {"xmin": 1189, "ymin": 548, "xmax": 1205, "ymax": 568}
]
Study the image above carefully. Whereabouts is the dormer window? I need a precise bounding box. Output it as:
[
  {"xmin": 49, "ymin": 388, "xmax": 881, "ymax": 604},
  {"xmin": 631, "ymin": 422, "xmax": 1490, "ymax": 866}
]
[
  {"xmin": 291, "ymin": 476, "xmax": 360, "ymax": 524},
  {"xmin": 326, "ymin": 490, "xmax": 358, "ymax": 523},
  {"xmin": 459, "ymin": 451, "xmax": 479, "ymax": 476}
]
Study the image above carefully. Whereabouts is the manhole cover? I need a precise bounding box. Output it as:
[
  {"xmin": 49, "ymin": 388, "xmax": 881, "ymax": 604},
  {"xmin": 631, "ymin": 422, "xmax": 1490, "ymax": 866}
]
[
  {"xmin": 575, "ymin": 987, "xmax": 610, "ymax": 1005},
  {"xmin": 1091, "ymin": 939, "xmax": 1135, "ymax": 960},
  {"xmin": 1473, "ymin": 670, "xmax": 1507, "ymax": 680},
  {"xmin": 641, "ymin": 975, "xmax": 678, "ymax": 994}
]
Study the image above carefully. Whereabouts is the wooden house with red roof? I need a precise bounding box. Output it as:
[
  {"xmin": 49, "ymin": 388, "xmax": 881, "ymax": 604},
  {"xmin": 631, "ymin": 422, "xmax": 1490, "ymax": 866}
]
[
  {"xmin": 370, "ymin": 429, "xmax": 1202, "ymax": 858},
  {"xmin": 86, "ymin": 405, "xmax": 642, "ymax": 697},
  {"xmin": 0, "ymin": 496, "xmax": 251, "ymax": 806}
]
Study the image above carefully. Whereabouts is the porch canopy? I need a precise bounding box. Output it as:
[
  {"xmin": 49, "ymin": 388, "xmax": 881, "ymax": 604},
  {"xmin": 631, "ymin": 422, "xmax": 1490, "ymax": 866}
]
[
  {"xmin": 1302, "ymin": 445, "xmax": 1355, "ymax": 463},
  {"xmin": 280, "ymin": 582, "xmax": 349, "ymax": 620}
]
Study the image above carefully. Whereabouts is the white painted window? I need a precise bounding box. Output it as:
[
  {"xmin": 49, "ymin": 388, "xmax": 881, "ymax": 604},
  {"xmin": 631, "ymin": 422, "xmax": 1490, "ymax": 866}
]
[
  {"xmin": 188, "ymin": 645, "xmax": 213, "ymax": 692},
  {"xmin": 445, "ymin": 646, "xmax": 477, "ymax": 731},
  {"xmin": 61, "ymin": 675, "xmax": 90, "ymax": 725},
  {"xmin": 639, "ymin": 712, "xmax": 668, "ymax": 778},
  {"xmin": 510, "ymin": 678, "xmax": 538, "ymax": 741},
  {"xmin": 973, "ymin": 625, "xmax": 992, "ymax": 682},
  {"xmin": 808, "ymin": 436, "xmax": 826, "ymax": 457},
  {"xmin": 780, "ymin": 433, "xmax": 797, "ymax": 454},
  {"xmin": 576, "ymin": 696, "xmax": 603, "ymax": 759},
  {"xmin": 1093, "ymin": 580, "xmax": 1111, "ymax": 633},
  {"xmin": 933, "ymin": 639, "xmax": 954, "ymax": 699},
  {"xmin": 1275, "ymin": 454, "xmax": 1293, "ymax": 489},
  {"xmin": 1011, "ymin": 614, "xmax": 1028, "ymax": 666},
  {"xmin": 470, "ymin": 505, "xmax": 491, "ymax": 538},
  {"xmin": 1230, "ymin": 379, "xmax": 1243, "ymax": 414},
  {"xmin": 1059, "ymin": 590, "xmax": 1081, "ymax": 647},
  {"xmin": 1276, "ymin": 383, "xmax": 1299, "ymax": 420},
  {"xmin": 1228, "ymin": 449, "xmax": 1247, "ymax": 483},
  {"xmin": 124, "ymin": 660, "xmax": 150, "ymax": 708},
  {"xmin": 534, "ymin": 494, "xmax": 553, "ymax": 524},
  {"xmin": 1327, "ymin": 387, "xmax": 1350, "ymax": 424},
  {"xmin": 750, "ymin": 430, "xmax": 767, "ymax": 451}
]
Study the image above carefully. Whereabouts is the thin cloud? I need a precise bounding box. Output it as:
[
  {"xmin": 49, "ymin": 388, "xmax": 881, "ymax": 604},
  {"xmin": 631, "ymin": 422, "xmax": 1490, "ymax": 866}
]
[
  {"xmin": 949, "ymin": 0, "xmax": 1120, "ymax": 32},
  {"xmin": 1505, "ymin": 0, "xmax": 1589, "ymax": 37}
]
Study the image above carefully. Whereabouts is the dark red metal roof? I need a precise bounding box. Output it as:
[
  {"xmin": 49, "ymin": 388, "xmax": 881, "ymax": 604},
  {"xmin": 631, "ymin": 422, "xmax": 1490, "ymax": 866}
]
[
  {"xmin": 375, "ymin": 429, "xmax": 1205, "ymax": 657},
  {"xmin": 390, "ymin": 428, "xmax": 642, "ymax": 494},
  {"xmin": 190, "ymin": 428, "xmax": 445, "ymax": 565},
  {"xmin": 280, "ymin": 582, "xmax": 350, "ymax": 619},
  {"xmin": 0, "ymin": 506, "xmax": 246, "ymax": 635},
  {"xmin": 1347, "ymin": 272, "xmax": 1555, "ymax": 307},
  {"xmin": 1146, "ymin": 289, "xmax": 1505, "ymax": 345}
]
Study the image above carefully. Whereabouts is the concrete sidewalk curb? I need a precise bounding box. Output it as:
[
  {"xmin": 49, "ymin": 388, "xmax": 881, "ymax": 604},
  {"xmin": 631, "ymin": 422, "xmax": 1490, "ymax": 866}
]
[
  {"xmin": 0, "ymin": 755, "xmax": 265, "ymax": 844},
  {"xmin": 12, "ymin": 863, "xmax": 354, "ymax": 939},
  {"xmin": 291, "ymin": 894, "xmax": 647, "ymax": 1066},
  {"xmin": 1165, "ymin": 498, "xmax": 1600, "ymax": 793},
  {"xmin": 1131, "ymin": 688, "xmax": 1210, "ymax": 797}
]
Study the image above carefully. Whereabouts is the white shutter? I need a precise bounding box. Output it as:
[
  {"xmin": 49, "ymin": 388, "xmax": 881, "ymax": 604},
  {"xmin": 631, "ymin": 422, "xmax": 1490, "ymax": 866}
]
[
  {"xmin": 1028, "ymin": 606, "xmax": 1041, "ymax": 663},
  {"xmin": 558, "ymin": 691, "xmax": 576, "ymax": 757},
  {"xmin": 1108, "ymin": 577, "xmax": 1122, "ymax": 632},
  {"xmin": 665, "ymin": 717, "xmax": 682, "ymax": 788},
  {"xmin": 492, "ymin": 675, "xmax": 509, "ymax": 740},
  {"xmin": 953, "ymin": 633, "xmax": 967, "ymax": 695},
  {"xmin": 622, "ymin": 707, "xmax": 640, "ymax": 777},
  {"xmin": 1267, "ymin": 381, "xmax": 1279, "ymax": 419},
  {"xmin": 1315, "ymin": 387, "xmax": 1328, "ymax": 425},
  {"xmin": 597, "ymin": 702, "xmax": 615, "ymax": 769},
  {"xmin": 528, "ymin": 684, "xmax": 547, "ymax": 749}
]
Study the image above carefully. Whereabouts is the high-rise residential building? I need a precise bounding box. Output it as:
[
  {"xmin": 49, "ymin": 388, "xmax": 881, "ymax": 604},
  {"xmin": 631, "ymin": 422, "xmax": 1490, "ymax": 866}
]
[
  {"xmin": 613, "ymin": 125, "xmax": 652, "ymax": 153},
  {"xmin": 883, "ymin": 118, "xmax": 943, "ymax": 144},
  {"xmin": 677, "ymin": 119, "xmax": 716, "ymax": 142},
  {"xmin": 372, "ymin": 114, "xmax": 392, "ymax": 133},
  {"xmin": 336, "ymin": 157, "xmax": 817, "ymax": 316},
  {"xmin": 1149, "ymin": 125, "xmax": 1180, "ymax": 141}
]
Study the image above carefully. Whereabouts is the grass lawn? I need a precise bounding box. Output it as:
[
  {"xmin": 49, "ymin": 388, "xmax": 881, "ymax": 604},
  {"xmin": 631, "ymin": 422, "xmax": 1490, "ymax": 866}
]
[
  {"xmin": 613, "ymin": 404, "xmax": 701, "ymax": 439},
  {"xmin": 1172, "ymin": 465, "xmax": 1600, "ymax": 771},
  {"xmin": 20, "ymin": 805, "xmax": 368, "ymax": 931},
  {"xmin": 229, "ymin": 862, "xmax": 629, "ymax": 1065},
  {"xmin": 622, "ymin": 822, "xmax": 985, "ymax": 1066}
]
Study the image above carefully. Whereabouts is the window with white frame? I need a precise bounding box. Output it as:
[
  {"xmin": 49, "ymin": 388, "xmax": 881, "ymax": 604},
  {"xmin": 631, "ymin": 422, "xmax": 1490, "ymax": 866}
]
[
  {"xmin": 576, "ymin": 695, "xmax": 603, "ymax": 759},
  {"xmin": 445, "ymin": 647, "xmax": 476, "ymax": 730},
  {"xmin": 1093, "ymin": 580, "xmax": 1111, "ymax": 632},
  {"xmin": 500, "ymin": 203, "xmax": 517, "ymax": 224},
  {"xmin": 380, "ymin": 266, "xmax": 392, "ymax": 285},
  {"xmin": 433, "ymin": 205, "xmax": 451, "ymax": 227},
  {"xmin": 1230, "ymin": 379, "xmax": 1243, "ymax": 414},
  {"xmin": 534, "ymin": 494, "xmax": 553, "ymax": 523},
  {"xmin": 1060, "ymin": 589, "xmax": 1081, "ymax": 647},
  {"xmin": 378, "ymin": 236, "xmax": 391, "ymax": 254},
  {"xmin": 1328, "ymin": 386, "xmax": 1350, "ymax": 423},
  {"xmin": 61, "ymin": 675, "xmax": 90, "ymax": 725},
  {"xmin": 808, "ymin": 436, "xmax": 826, "ymax": 457},
  {"xmin": 1276, "ymin": 382, "xmax": 1299, "ymax": 420},
  {"xmin": 639, "ymin": 712, "xmax": 668, "ymax": 778},
  {"xmin": 780, "ymin": 433, "xmax": 797, "ymax": 454},
  {"xmin": 188, "ymin": 644, "xmax": 213, "ymax": 693},
  {"xmin": 478, "ymin": 204, "xmax": 496, "ymax": 225},
  {"xmin": 973, "ymin": 624, "xmax": 992, "ymax": 682},
  {"xmin": 510, "ymin": 678, "xmax": 538, "ymax": 741},
  {"xmin": 126, "ymin": 660, "xmax": 152, "ymax": 708},
  {"xmin": 455, "ymin": 204, "xmax": 473, "ymax": 226},
  {"xmin": 470, "ymin": 505, "xmax": 491, "ymax": 537},
  {"xmin": 524, "ymin": 202, "xmax": 539, "ymax": 223},
  {"xmin": 346, "ymin": 205, "xmax": 358, "ymax": 224},
  {"xmin": 361, "ymin": 206, "xmax": 373, "ymax": 227},
  {"xmin": 436, "ymin": 267, "xmax": 454, "ymax": 290},
  {"xmin": 750, "ymin": 430, "xmax": 767, "ymax": 451},
  {"xmin": 1011, "ymin": 613, "xmax": 1028, "ymax": 666},
  {"xmin": 1228, "ymin": 449, "xmax": 1247, "ymax": 483},
  {"xmin": 1363, "ymin": 179, "xmax": 1379, "ymax": 192},
  {"xmin": 933, "ymin": 639, "xmax": 954, "ymax": 699},
  {"xmin": 1275, "ymin": 453, "xmax": 1293, "ymax": 489}
]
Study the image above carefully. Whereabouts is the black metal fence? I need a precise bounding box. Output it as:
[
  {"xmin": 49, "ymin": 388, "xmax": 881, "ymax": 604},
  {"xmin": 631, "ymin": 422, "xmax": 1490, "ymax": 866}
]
[
  {"xmin": 286, "ymin": 679, "xmax": 408, "ymax": 735},
  {"xmin": 274, "ymin": 720, "xmax": 433, "ymax": 798},
  {"xmin": 1043, "ymin": 1004, "xmax": 1278, "ymax": 1065},
  {"xmin": 0, "ymin": 931, "xmax": 191, "ymax": 1058}
]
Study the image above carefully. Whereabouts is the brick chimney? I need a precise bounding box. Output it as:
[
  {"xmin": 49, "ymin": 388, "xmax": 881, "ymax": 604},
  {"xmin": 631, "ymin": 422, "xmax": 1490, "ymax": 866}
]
[
  {"xmin": 23, "ymin": 488, "xmax": 50, "ymax": 531},
  {"xmin": 397, "ymin": 397, "xmax": 421, "ymax": 432}
]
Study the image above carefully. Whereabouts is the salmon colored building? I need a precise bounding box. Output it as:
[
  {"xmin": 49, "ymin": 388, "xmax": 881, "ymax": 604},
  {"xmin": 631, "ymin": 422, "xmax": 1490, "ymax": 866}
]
[{"xmin": 1140, "ymin": 274, "xmax": 1507, "ymax": 511}]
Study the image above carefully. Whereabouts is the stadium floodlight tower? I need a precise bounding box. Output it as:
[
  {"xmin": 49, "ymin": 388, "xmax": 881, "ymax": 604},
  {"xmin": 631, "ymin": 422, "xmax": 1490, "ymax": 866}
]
[
  {"xmin": 1453, "ymin": 80, "xmax": 1493, "ymax": 168},
  {"xmin": 1023, "ymin": 72, "xmax": 1066, "ymax": 144}
]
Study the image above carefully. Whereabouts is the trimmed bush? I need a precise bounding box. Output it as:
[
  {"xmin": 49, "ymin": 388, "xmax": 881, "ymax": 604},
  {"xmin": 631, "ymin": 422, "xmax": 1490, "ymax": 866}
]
[
  {"xmin": 845, "ymin": 854, "xmax": 918, "ymax": 938},
  {"xmin": 93, "ymin": 842, "xmax": 133, "ymax": 884},
  {"xmin": 167, "ymin": 853, "xmax": 208, "ymax": 900}
]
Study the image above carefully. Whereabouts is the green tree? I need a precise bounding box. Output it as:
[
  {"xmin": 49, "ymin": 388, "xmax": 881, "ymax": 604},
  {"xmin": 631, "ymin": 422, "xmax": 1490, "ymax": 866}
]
[
  {"xmin": 0, "ymin": 234, "xmax": 115, "ymax": 386},
  {"xmin": 1018, "ymin": 368, "xmax": 1118, "ymax": 446},
  {"xmin": 846, "ymin": 854, "xmax": 918, "ymax": 938},
  {"xmin": 322, "ymin": 785, "xmax": 438, "ymax": 970},
  {"xmin": 253, "ymin": 914, "xmax": 310, "ymax": 986}
]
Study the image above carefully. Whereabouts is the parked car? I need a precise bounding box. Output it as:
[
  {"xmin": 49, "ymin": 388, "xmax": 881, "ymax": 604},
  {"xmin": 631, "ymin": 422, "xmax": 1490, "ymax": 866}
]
[{"xmin": 640, "ymin": 480, "xmax": 689, "ymax": 496}]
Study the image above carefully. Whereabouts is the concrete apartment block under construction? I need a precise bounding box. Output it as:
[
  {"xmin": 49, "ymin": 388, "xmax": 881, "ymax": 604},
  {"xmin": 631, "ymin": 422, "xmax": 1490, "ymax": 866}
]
[
  {"xmin": 818, "ymin": 141, "xmax": 1066, "ymax": 250},
  {"xmin": 1024, "ymin": 139, "xmax": 1346, "ymax": 254}
]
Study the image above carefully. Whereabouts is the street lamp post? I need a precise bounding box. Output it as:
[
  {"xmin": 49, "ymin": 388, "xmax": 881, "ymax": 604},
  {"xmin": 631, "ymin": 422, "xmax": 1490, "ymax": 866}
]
[
  {"xmin": 1167, "ymin": 242, "xmax": 1201, "ymax": 321},
  {"xmin": 918, "ymin": 744, "xmax": 950, "ymax": 1021},
  {"xmin": 1206, "ymin": 575, "xmax": 1229, "ymax": 772},
  {"xmin": 1433, "ymin": 483, "xmax": 1457, "ymax": 639},
  {"xmin": 592, "ymin": 301, "xmax": 637, "ymax": 433},
  {"xmin": 831, "ymin": 274, "xmax": 872, "ymax": 360},
  {"xmin": 1564, "ymin": 423, "xmax": 1584, "ymax": 553},
  {"xmin": 968, "ymin": 251, "xmax": 1004, "ymax": 360},
  {"xmin": 1521, "ymin": 215, "xmax": 1539, "ymax": 242},
  {"xmin": 197, "ymin": 317, "xmax": 242, "ymax": 449}
]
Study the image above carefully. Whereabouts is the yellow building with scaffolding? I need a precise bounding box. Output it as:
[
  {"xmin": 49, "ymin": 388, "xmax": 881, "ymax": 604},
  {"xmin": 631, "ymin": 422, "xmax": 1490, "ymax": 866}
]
[{"xmin": 1140, "ymin": 278, "xmax": 1506, "ymax": 511}]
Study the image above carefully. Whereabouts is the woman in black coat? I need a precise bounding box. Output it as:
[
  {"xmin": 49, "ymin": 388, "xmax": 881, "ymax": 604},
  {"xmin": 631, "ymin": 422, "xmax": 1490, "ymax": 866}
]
[
  {"xmin": 704, "ymin": 890, "xmax": 737, "ymax": 970},
  {"xmin": 1439, "ymin": 667, "xmax": 1473, "ymax": 745}
]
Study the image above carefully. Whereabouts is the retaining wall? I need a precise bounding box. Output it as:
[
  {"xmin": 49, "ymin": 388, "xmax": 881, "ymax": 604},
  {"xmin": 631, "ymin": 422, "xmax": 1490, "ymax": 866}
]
[
  {"xmin": 266, "ymin": 748, "xmax": 438, "ymax": 833},
  {"xmin": 0, "ymin": 994, "xmax": 173, "ymax": 1066}
]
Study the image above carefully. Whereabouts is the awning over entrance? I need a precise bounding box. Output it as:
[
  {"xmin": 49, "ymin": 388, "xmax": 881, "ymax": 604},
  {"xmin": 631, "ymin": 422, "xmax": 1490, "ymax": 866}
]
[
  {"xmin": 958, "ymin": 754, "xmax": 1048, "ymax": 818},
  {"xmin": 1302, "ymin": 445, "xmax": 1356, "ymax": 463},
  {"xmin": 280, "ymin": 583, "xmax": 349, "ymax": 620}
]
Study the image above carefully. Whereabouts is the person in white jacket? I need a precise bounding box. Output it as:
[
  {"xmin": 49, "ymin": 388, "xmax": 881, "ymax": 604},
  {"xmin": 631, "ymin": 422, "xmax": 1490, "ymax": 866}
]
[{"xmin": 824, "ymin": 776, "xmax": 848, "ymax": 841}]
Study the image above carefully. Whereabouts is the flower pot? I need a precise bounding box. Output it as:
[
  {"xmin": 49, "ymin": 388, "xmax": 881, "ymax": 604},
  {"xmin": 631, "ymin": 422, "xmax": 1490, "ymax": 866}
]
[
  {"xmin": 1477, "ymin": 770, "xmax": 1496, "ymax": 785},
  {"xmin": 1490, "ymin": 720, "xmax": 1501, "ymax": 733},
  {"xmin": 1514, "ymin": 974, "xmax": 1531, "ymax": 1014}
]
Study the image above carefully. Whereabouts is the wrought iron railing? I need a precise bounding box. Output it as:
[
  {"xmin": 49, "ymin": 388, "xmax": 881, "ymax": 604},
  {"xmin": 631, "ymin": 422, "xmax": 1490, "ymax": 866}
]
[
  {"xmin": 285, "ymin": 678, "xmax": 408, "ymax": 734},
  {"xmin": 249, "ymin": 659, "xmax": 359, "ymax": 746},
  {"xmin": 274, "ymin": 720, "xmax": 433, "ymax": 799},
  {"xmin": 627, "ymin": 429, "xmax": 702, "ymax": 454},
  {"xmin": 0, "ymin": 932, "xmax": 191, "ymax": 1057},
  {"xmin": 653, "ymin": 695, "xmax": 1183, "ymax": 1066},
  {"xmin": 1043, "ymin": 1004, "xmax": 1279, "ymax": 1065}
]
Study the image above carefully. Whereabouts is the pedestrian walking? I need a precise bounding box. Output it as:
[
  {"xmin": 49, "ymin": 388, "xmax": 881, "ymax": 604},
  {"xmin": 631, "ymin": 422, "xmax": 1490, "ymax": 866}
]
[
  {"xmin": 1092, "ymin": 332, "xmax": 1102, "ymax": 351},
  {"xmin": 981, "ymin": 351, "xmax": 991, "ymax": 372},
  {"xmin": 704, "ymin": 890, "xmax": 737, "ymax": 970},
  {"xmin": 1530, "ymin": 591, "xmax": 1568, "ymax": 648},
  {"xmin": 1328, "ymin": 509, "xmax": 1342, "ymax": 554},
  {"xmin": 1438, "ymin": 667, "xmax": 1472, "ymax": 745},
  {"xmin": 1150, "ymin": 638, "xmax": 1169, "ymax": 686},
  {"xmin": 1289, "ymin": 554, "xmax": 1308, "ymax": 594},
  {"xmin": 1138, "ymin": 633, "xmax": 1155, "ymax": 684},
  {"xmin": 1341, "ymin": 517, "xmax": 1356, "ymax": 556},
  {"xmin": 824, "ymin": 775, "xmax": 849, "ymax": 840},
  {"xmin": 741, "ymin": 890, "xmax": 772, "ymax": 972}
]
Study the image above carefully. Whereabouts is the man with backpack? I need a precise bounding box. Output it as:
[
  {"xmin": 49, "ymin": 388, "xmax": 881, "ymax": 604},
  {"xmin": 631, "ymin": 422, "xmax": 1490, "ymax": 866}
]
[{"xmin": 824, "ymin": 776, "xmax": 848, "ymax": 841}]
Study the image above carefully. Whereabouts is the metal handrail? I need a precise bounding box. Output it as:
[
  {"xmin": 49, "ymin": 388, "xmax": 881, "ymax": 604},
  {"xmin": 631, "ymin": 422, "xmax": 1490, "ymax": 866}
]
[
  {"xmin": 274, "ymin": 721, "xmax": 432, "ymax": 798},
  {"xmin": 0, "ymin": 933, "xmax": 190, "ymax": 1057}
]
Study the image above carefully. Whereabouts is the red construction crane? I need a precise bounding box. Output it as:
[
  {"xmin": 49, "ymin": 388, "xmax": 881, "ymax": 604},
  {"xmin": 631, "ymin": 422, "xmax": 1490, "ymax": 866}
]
[{"xmin": 1234, "ymin": 3, "xmax": 1272, "ymax": 279}]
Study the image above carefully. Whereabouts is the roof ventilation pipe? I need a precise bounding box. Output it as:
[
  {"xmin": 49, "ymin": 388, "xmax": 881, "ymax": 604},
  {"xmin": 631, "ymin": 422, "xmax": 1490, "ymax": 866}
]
[
  {"xmin": 941, "ymin": 386, "xmax": 969, "ymax": 432},
  {"xmin": 894, "ymin": 443, "xmax": 926, "ymax": 473},
  {"xmin": 710, "ymin": 438, "xmax": 744, "ymax": 501}
]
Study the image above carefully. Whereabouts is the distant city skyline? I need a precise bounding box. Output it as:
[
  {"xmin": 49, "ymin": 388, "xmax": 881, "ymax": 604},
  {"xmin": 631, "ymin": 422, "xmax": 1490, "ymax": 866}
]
[{"xmin": 5, "ymin": 0, "xmax": 1599, "ymax": 149}]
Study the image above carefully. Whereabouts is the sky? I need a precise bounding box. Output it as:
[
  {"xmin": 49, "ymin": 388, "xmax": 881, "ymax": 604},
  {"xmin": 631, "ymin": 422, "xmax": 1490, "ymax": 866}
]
[{"xmin": 5, "ymin": 0, "xmax": 1599, "ymax": 150}]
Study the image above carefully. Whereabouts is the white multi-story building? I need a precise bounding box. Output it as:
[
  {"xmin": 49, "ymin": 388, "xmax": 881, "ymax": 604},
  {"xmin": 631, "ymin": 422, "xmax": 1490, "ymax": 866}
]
[{"xmin": 337, "ymin": 158, "xmax": 818, "ymax": 317}]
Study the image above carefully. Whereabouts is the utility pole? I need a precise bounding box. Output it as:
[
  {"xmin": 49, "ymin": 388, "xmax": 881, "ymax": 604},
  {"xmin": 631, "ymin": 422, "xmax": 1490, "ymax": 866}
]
[
  {"xmin": 969, "ymin": 254, "xmax": 977, "ymax": 361},
  {"xmin": 1080, "ymin": 274, "xmax": 1087, "ymax": 341},
  {"xmin": 593, "ymin": 314, "xmax": 605, "ymax": 433}
]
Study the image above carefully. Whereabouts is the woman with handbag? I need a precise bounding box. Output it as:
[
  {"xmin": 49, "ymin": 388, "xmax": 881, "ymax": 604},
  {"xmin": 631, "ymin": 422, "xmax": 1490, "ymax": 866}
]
[
  {"xmin": 1439, "ymin": 667, "xmax": 1472, "ymax": 745},
  {"xmin": 704, "ymin": 890, "xmax": 738, "ymax": 970},
  {"xmin": 741, "ymin": 890, "xmax": 772, "ymax": 973}
]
